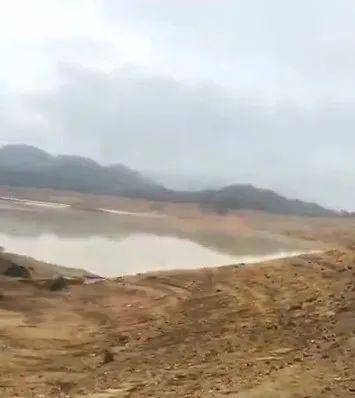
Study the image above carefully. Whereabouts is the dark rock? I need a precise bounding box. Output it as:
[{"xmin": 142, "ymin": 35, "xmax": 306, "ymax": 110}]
[
  {"xmin": 48, "ymin": 276, "xmax": 69, "ymax": 291},
  {"xmin": 117, "ymin": 334, "xmax": 130, "ymax": 345},
  {"xmin": 3, "ymin": 263, "xmax": 31, "ymax": 278},
  {"xmin": 103, "ymin": 349, "xmax": 114, "ymax": 364}
]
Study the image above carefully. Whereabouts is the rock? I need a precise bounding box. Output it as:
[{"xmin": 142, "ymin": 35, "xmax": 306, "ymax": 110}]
[
  {"xmin": 271, "ymin": 347, "xmax": 294, "ymax": 355},
  {"xmin": 103, "ymin": 349, "xmax": 114, "ymax": 364},
  {"xmin": 3, "ymin": 263, "xmax": 31, "ymax": 278},
  {"xmin": 48, "ymin": 276, "xmax": 69, "ymax": 291},
  {"xmin": 287, "ymin": 303, "xmax": 302, "ymax": 311},
  {"xmin": 117, "ymin": 334, "xmax": 129, "ymax": 345},
  {"xmin": 324, "ymin": 310, "xmax": 336, "ymax": 318}
]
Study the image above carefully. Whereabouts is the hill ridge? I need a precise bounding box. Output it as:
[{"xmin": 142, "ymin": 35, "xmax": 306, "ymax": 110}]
[{"xmin": 0, "ymin": 144, "xmax": 335, "ymax": 217}]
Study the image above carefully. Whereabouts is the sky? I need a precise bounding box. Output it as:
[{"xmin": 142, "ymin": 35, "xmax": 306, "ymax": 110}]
[{"xmin": 0, "ymin": 0, "xmax": 355, "ymax": 209}]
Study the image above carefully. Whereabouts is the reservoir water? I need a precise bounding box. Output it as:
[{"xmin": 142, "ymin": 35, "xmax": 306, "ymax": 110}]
[{"xmin": 0, "ymin": 201, "xmax": 313, "ymax": 277}]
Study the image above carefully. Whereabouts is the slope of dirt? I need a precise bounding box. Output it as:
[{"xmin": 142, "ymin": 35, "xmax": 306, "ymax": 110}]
[
  {"xmin": 0, "ymin": 249, "xmax": 354, "ymax": 397},
  {"xmin": 0, "ymin": 250, "xmax": 91, "ymax": 279}
]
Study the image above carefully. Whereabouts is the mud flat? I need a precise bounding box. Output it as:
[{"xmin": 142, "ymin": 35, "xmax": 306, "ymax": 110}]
[{"xmin": 0, "ymin": 196, "xmax": 71, "ymax": 209}]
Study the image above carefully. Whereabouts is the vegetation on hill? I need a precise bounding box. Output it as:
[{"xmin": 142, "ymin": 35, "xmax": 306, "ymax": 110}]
[
  {"xmin": 0, "ymin": 145, "xmax": 164, "ymax": 196},
  {"xmin": 0, "ymin": 145, "xmax": 335, "ymax": 216}
]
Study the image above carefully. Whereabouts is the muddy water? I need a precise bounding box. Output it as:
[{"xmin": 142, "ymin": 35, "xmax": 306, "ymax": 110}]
[{"xmin": 0, "ymin": 202, "xmax": 314, "ymax": 277}]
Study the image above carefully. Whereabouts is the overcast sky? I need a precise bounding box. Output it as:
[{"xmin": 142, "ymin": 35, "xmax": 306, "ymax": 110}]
[{"xmin": 0, "ymin": 0, "xmax": 355, "ymax": 209}]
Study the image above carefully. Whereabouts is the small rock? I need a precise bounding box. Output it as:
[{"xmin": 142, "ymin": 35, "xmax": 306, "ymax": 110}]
[
  {"xmin": 48, "ymin": 276, "xmax": 69, "ymax": 291},
  {"xmin": 117, "ymin": 334, "xmax": 129, "ymax": 345},
  {"xmin": 3, "ymin": 263, "xmax": 31, "ymax": 278},
  {"xmin": 103, "ymin": 349, "xmax": 114, "ymax": 364},
  {"xmin": 324, "ymin": 310, "xmax": 336, "ymax": 318}
]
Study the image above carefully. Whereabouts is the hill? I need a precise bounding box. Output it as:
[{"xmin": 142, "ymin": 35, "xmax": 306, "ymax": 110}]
[
  {"xmin": 0, "ymin": 145, "xmax": 335, "ymax": 216},
  {"xmin": 174, "ymin": 185, "xmax": 334, "ymax": 217},
  {"xmin": 0, "ymin": 145, "xmax": 166, "ymax": 197}
]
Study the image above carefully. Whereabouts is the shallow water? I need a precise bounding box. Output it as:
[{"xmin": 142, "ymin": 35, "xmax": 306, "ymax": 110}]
[{"xmin": 0, "ymin": 202, "xmax": 313, "ymax": 277}]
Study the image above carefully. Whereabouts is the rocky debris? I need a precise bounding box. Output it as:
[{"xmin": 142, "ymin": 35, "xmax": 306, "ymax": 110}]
[
  {"xmin": 3, "ymin": 262, "xmax": 31, "ymax": 278},
  {"xmin": 47, "ymin": 276, "xmax": 69, "ymax": 291}
]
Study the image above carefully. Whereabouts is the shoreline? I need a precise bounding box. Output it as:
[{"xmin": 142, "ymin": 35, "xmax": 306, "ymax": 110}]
[
  {"xmin": 0, "ymin": 249, "xmax": 92, "ymax": 280},
  {"xmin": 0, "ymin": 197, "xmax": 323, "ymax": 279},
  {"xmin": 0, "ymin": 195, "xmax": 164, "ymax": 218},
  {"xmin": 0, "ymin": 245, "xmax": 323, "ymax": 281}
]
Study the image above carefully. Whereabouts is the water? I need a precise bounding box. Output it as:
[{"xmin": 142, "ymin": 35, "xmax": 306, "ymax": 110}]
[{"xmin": 0, "ymin": 202, "xmax": 313, "ymax": 277}]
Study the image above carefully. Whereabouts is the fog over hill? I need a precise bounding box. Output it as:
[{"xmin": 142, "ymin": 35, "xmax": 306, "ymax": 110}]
[
  {"xmin": 0, "ymin": 145, "xmax": 164, "ymax": 197},
  {"xmin": 0, "ymin": 145, "xmax": 335, "ymax": 217}
]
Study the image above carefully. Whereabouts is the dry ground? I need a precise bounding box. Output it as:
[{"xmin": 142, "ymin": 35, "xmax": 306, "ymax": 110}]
[{"xmin": 0, "ymin": 249, "xmax": 354, "ymax": 397}]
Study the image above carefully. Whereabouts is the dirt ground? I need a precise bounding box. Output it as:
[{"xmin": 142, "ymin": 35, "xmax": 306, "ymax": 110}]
[{"xmin": 0, "ymin": 247, "xmax": 354, "ymax": 398}]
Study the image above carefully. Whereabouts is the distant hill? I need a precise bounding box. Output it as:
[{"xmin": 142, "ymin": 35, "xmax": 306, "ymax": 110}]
[
  {"xmin": 0, "ymin": 145, "xmax": 335, "ymax": 217},
  {"xmin": 172, "ymin": 185, "xmax": 334, "ymax": 217},
  {"xmin": 0, "ymin": 145, "xmax": 165, "ymax": 197}
]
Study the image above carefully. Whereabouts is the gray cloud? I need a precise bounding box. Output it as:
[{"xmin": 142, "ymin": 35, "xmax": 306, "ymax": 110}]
[
  {"xmin": 18, "ymin": 64, "xmax": 354, "ymax": 209},
  {"xmin": 1, "ymin": 0, "xmax": 355, "ymax": 209},
  {"xmin": 103, "ymin": 0, "xmax": 355, "ymax": 101}
]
